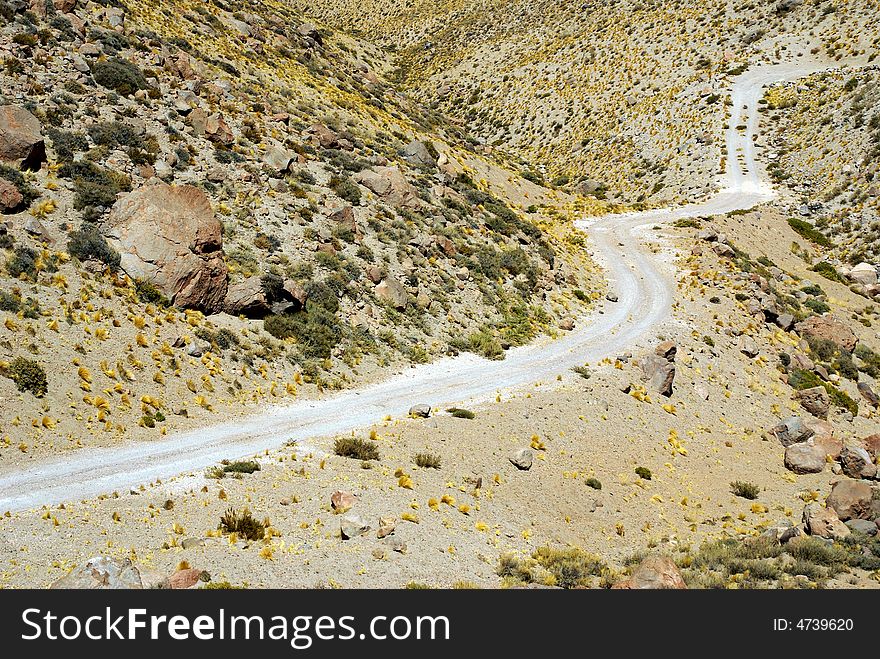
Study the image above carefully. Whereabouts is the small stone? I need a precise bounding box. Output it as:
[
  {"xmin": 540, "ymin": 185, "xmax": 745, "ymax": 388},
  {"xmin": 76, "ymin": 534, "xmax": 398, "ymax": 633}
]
[
  {"xmin": 408, "ymin": 403, "xmax": 431, "ymax": 418},
  {"xmin": 181, "ymin": 537, "xmax": 205, "ymax": 550},
  {"xmin": 509, "ymin": 447, "xmax": 533, "ymax": 470},
  {"xmin": 331, "ymin": 490, "xmax": 357, "ymax": 511},
  {"xmin": 383, "ymin": 536, "xmax": 406, "ymax": 553},
  {"xmin": 340, "ymin": 515, "xmax": 370, "ymax": 540}
]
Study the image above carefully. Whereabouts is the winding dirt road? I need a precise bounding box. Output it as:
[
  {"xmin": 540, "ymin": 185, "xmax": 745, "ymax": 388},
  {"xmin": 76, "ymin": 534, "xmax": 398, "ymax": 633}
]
[{"xmin": 0, "ymin": 62, "xmax": 831, "ymax": 512}]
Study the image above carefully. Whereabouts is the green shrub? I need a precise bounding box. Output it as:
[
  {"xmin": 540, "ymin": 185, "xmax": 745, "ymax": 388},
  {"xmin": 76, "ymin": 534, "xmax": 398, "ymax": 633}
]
[
  {"xmin": 6, "ymin": 246, "xmax": 38, "ymax": 279},
  {"xmin": 47, "ymin": 128, "xmax": 89, "ymax": 162},
  {"xmin": 67, "ymin": 224, "xmax": 120, "ymax": 268},
  {"xmin": 585, "ymin": 477, "xmax": 602, "ymax": 490},
  {"xmin": 635, "ymin": 466, "xmax": 652, "ymax": 480},
  {"xmin": 92, "ymin": 57, "xmax": 149, "ymax": 96},
  {"xmin": 730, "ymin": 480, "xmax": 760, "ymax": 500},
  {"xmin": 59, "ymin": 160, "xmax": 131, "ymax": 212},
  {"xmin": 810, "ymin": 261, "xmax": 844, "ymax": 283},
  {"xmin": 333, "ymin": 437, "xmax": 379, "ymax": 461},
  {"xmin": 788, "ymin": 217, "xmax": 832, "ymax": 247},
  {"xmin": 134, "ymin": 278, "xmax": 169, "ymax": 306},
  {"xmin": 0, "ymin": 290, "xmax": 20, "ymax": 312},
  {"xmin": 219, "ymin": 507, "xmax": 266, "ymax": 540},
  {"xmin": 499, "ymin": 546, "xmax": 610, "ymax": 589},
  {"xmin": 4, "ymin": 357, "xmax": 48, "ymax": 397},
  {"xmin": 329, "ymin": 175, "xmax": 361, "ymax": 204},
  {"xmin": 414, "ymin": 452, "xmax": 441, "ymax": 469},
  {"xmin": 804, "ymin": 298, "xmax": 830, "ymax": 314},
  {"xmin": 463, "ymin": 329, "xmax": 504, "ymax": 360},
  {"xmin": 222, "ymin": 460, "xmax": 260, "ymax": 475},
  {"xmin": 854, "ymin": 344, "xmax": 880, "ymax": 378},
  {"xmin": 446, "ymin": 407, "xmax": 475, "ymax": 419},
  {"xmin": 264, "ymin": 306, "xmax": 341, "ymax": 359},
  {"xmin": 801, "ymin": 283, "xmax": 825, "ymax": 296}
]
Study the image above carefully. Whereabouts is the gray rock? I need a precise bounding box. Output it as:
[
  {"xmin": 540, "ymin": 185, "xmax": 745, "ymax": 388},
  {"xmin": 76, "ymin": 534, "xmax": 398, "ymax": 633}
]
[
  {"xmin": 770, "ymin": 416, "xmax": 815, "ymax": 447},
  {"xmin": 509, "ymin": 448, "xmax": 533, "ymax": 470},
  {"xmin": 340, "ymin": 515, "xmax": 370, "ymax": 540},
  {"xmin": 784, "ymin": 441, "xmax": 826, "ymax": 474},
  {"xmin": 839, "ymin": 442, "xmax": 877, "ymax": 479},
  {"xmin": 775, "ymin": 313, "xmax": 795, "ymax": 331},
  {"xmin": 375, "ymin": 277, "xmax": 408, "ymax": 309},
  {"xmin": 400, "ymin": 140, "xmax": 437, "ymax": 168},
  {"xmin": 408, "ymin": 404, "xmax": 432, "ymax": 418},
  {"xmin": 383, "ymin": 536, "xmax": 407, "ymax": 553},
  {"xmin": 802, "ymin": 502, "xmax": 849, "ymax": 539},
  {"xmin": 796, "ymin": 386, "xmax": 830, "ymax": 419},
  {"xmin": 857, "ymin": 382, "xmax": 879, "ymax": 407},
  {"xmin": 845, "ymin": 519, "xmax": 877, "ymax": 535},
  {"xmin": 181, "ymin": 537, "xmax": 206, "ymax": 549},
  {"xmin": 639, "ymin": 354, "xmax": 675, "ymax": 396},
  {"xmin": 740, "ymin": 336, "xmax": 759, "ymax": 358}
]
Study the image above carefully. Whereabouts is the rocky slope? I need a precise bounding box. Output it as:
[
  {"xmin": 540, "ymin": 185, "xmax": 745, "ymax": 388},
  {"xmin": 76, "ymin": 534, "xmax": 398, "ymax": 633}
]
[
  {"xmin": 292, "ymin": 0, "xmax": 880, "ymax": 206},
  {"xmin": 0, "ymin": 0, "xmax": 598, "ymax": 465}
]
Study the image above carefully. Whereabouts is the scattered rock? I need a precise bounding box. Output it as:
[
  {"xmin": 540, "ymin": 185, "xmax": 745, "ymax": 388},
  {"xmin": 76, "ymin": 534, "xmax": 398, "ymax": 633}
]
[
  {"xmin": 167, "ymin": 568, "xmax": 204, "ymax": 589},
  {"xmin": 204, "ymin": 113, "xmax": 234, "ymax": 145},
  {"xmin": 51, "ymin": 556, "xmax": 145, "ymax": 589},
  {"xmin": 400, "ymin": 140, "xmax": 437, "ymax": 168},
  {"xmin": 375, "ymin": 277, "xmax": 408, "ymax": 309},
  {"xmin": 613, "ymin": 555, "xmax": 687, "ymax": 589},
  {"xmin": 849, "ymin": 262, "xmax": 878, "ymax": 287},
  {"xmin": 331, "ymin": 490, "xmax": 357, "ymax": 511},
  {"xmin": 839, "ymin": 442, "xmax": 877, "ymax": 480},
  {"xmin": 383, "ymin": 536, "xmax": 407, "ymax": 553},
  {"xmin": 771, "ymin": 416, "xmax": 814, "ymax": 447},
  {"xmin": 857, "ymin": 382, "xmax": 879, "ymax": 408},
  {"xmin": 103, "ymin": 181, "xmax": 229, "ymax": 312},
  {"xmin": 784, "ymin": 441, "xmax": 826, "ymax": 474},
  {"xmin": 845, "ymin": 519, "xmax": 877, "ymax": 536},
  {"xmin": 223, "ymin": 276, "xmax": 270, "ymax": 317},
  {"xmin": 408, "ymin": 403, "xmax": 432, "ymax": 418},
  {"xmin": 639, "ymin": 343, "xmax": 676, "ymax": 397},
  {"xmin": 340, "ymin": 515, "xmax": 370, "ymax": 540},
  {"xmin": 740, "ymin": 336, "xmax": 759, "ymax": 358},
  {"xmin": 802, "ymin": 503, "xmax": 849, "ymax": 540},
  {"xmin": 796, "ymin": 386, "xmax": 830, "ymax": 419},
  {"xmin": 509, "ymin": 447, "xmax": 533, "ymax": 470},
  {"xmin": 377, "ymin": 517, "xmax": 396, "ymax": 538},
  {"xmin": 354, "ymin": 166, "xmax": 420, "ymax": 208},
  {"xmin": 0, "ymin": 105, "xmax": 46, "ymax": 170},
  {"xmin": 0, "ymin": 179, "xmax": 23, "ymax": 213},
  {"xmin": 794, "ymin": 316, "xmax": 858, "ymax": 353},
  {"xmin": 826, "ymin": 480, "xmax": 874, "ymax": 521},
  {"xmin": 181, "ymin": 537, "xmax": 205, "ymax": 549}
]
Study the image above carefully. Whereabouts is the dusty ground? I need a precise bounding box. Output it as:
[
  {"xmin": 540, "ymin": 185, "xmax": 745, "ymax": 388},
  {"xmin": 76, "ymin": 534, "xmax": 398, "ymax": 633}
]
[{"xmin": 2, "ymin": 213, "xmax": 876, "ymax": 588}]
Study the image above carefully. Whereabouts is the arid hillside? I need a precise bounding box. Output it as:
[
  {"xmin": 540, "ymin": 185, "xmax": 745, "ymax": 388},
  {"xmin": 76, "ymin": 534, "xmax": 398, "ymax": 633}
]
[
  {"xmin": 294, "ymin": 0, "xmax": 879, "ymax": 205},
  {"xmin": 0, "ymin": 0, "xmax": 599, "ymax": 464}
]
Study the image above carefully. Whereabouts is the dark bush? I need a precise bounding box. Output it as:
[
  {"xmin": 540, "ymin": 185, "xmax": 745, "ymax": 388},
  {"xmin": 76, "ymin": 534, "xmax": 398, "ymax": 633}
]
[
  {"xmin": 731, "ymin": 481, "xmax": 760, "ymax": 500},
  {"xmin": 414, "ymin": 452, "xmax": 441, "ymax": 469},
  {"xmin": 635, "ymin": 466, "xmax": 652, "ymax": 480},
  {"xmin": 222, "ymin": 460, "xmax": 260, "ymax": 475},
  {"xmin": 4, "ymin": 357, "xmax": 48, "ymax": 397},
  {"xmin": 334, "ymin": 437, "xmax": 379, "ymax": 461},
  {"xmin": 47, "ymin": 128, "xmax": 88, "ymax": 162},
  {"xmin": 67, "ymin": 224, "xmax": 120, "ymax": 268},
  {"xmin": 59, "ymin": 160, "xmax": 131, "ymax": 212},
  {"xmin": 447, "ymin": 407, "xmax": 475, "ymax": 419},
  {"xmin": 219, "ymin": 507, "xmax": 266, "ymax": 540},
  {"xmin": 788, "ymin": 217, "xmax": 832, "ymax": 247},
  {"xmin": 6, "ymin": 246, "xmax": 38, "ymax": 279},
  {"xmin": 92, "ymin": 57, "xmax": 148, "ymax": 96},
  {"xmin": 329, "ymin": 175, "xmax": 361, "ymax": 204},
  {"xmin": 134, "ymin": 278, "xmax": 169, "ymax": 306},
  {"xmin": 264, "ymin": 305, "xmax": 341, "ymax": 359}
]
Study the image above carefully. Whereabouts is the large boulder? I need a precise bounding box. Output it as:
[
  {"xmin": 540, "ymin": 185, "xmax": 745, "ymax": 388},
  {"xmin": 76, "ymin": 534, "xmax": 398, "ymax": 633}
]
[
  {"xmin": 771, "ymin": 416, "xmax": 814, "ymax": 447},
  {"xmin": 638, "ymin": 342, "xmax": 676, "ymax": 396},
  {"xmin": 0, "ymin": 105, "xmax": 45, "ymax": 171},
  {"xmin": 103, "ymin": 182, "xmax": 228, "ymax": 312},
  {"xmin": 784, "ymin": 441, "xmax": 826, "ymax": 474},
  {"xmin": 826, "ymin": 480, "xmax": 874, "ymax": 521},
  {"xmin": 51, "ymin": 557, "xmax": 146, "ymax": 589},
  {"xmin": 613, "ymin": 555, "xmax": 687, "ymax": 589},
  {"xmin": 400, "ymin": 140, "xmax": 437, "ymax": 168},
  {"xmin": 794, "ymin": 316, "xmax": 858, "ymax": 353},
  {"xmin": 839, "ymin": 441, "xmax": 877, "ymax": 480},
  {"xmin": 796, "ymin": 386, "xmax": 830, "ymax": 419},
  {"xmin": 375, "ymin": 277, "xmax": 408, "ymax": 309},
  {"xmin": 857, "ymin": 382, "xmax": 879, "ymax": 408},
  {"xmin": 802, "ymin": 503, "xmax": 849, "ymax": 540},
  {"xmin": 224, "ymin": 276, "xmax": 269, "ymax": 317},
  {"xmin": 354, "ymin": 166, "xmax": 420, "ymax": 208},
  {"xmin": 849, "ymin": 262, "xmax": 878, "ymax": 287}
]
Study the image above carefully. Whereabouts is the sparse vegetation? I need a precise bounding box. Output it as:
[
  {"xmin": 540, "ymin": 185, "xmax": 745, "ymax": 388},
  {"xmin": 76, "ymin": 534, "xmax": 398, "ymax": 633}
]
[
  {"xmin": 730, "ymin": 480, "xmax": 760, "ymax": 500},
  {"xmin": 334, "ymin": 437, "xmax": 379, "ymax": 461},
  {"xmin": 414, "ymin": 452, "xmax": 441, "ymax": 469},
  {"xmin": 3, "ymin": 357, "xmax": 48, "ymax": 397},
  {"xmin": 447, "ymin": 407, "xmax": 475, "ymax": 419},
  {"xmin": 219, "ymin": 507, "xmax": 266, "ymax": 541}
]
